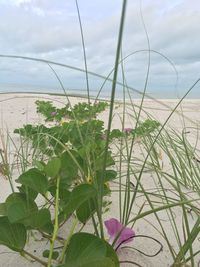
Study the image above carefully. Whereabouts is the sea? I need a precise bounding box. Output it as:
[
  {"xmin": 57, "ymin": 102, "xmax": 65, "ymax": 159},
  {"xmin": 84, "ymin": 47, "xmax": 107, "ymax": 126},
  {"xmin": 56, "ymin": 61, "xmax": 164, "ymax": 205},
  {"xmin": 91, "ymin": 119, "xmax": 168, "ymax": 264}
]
[{"xmin": 0, "ymin": 82, "xmax": 199, "ymax": 100}]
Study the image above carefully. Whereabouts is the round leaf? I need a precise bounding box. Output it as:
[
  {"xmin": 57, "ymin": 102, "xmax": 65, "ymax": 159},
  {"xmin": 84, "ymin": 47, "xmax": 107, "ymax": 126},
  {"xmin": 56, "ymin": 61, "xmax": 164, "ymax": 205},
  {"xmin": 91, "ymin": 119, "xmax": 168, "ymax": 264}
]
[
  {"xmin": 0, "ymin": 216, "xmax": 26, "ymax": 252},
  {"xmin": 60, "ymin": 258, "xmax": 114, "ymax": 267},
  {"xmin": 16, "ymin": 168, "xmax": 48, "ymax": 194},
  {"xmin": 44, "ymin": 157, "xmax": 61, "ymax": 177},
  {"xmin": 6, "ymin": 193, "xmax": 38, "ymax": 224},
  {"xmin": 104, "ymin": 241, "xmax": 120, "ymax": 267},
  {"xmin": 0, "ymin": 203, "xmax": 7, "ymax": 216},
  {"xmin": 76, "ymin": 199, "xmax": 96, "ymax": 223},
  {"xmin": 63, "ymin": 233, "xmax": 109, "ymax": 267},
  {"xmin": 17, "ymin": 185, "xmax": 38, "ymax": 200},
  {"xmin": 62, "ymin": 184, "xmax": 96, "ymax": 220},
  {"xmin": 60, "ymin": 151, "xmax": 78, "ymax": 182},
  {"xmin": 29, "ymin": 208, "xmax": 53, "ymax": 233}
]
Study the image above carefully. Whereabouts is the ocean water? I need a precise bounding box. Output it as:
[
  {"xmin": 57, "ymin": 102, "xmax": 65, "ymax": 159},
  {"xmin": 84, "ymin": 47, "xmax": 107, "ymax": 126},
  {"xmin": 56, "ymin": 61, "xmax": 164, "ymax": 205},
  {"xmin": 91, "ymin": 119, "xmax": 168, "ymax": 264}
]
[{"xmin": 0, "ymin": 80, "xmax": 200, "ymax": 100}]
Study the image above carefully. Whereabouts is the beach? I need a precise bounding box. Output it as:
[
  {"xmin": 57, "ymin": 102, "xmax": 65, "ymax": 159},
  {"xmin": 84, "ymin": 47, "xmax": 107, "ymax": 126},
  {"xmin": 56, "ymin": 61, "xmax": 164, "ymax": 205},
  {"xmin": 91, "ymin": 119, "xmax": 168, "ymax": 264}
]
[{"xmin": 0, "ymin": 93, "xmax": 200, "ymax": 267}]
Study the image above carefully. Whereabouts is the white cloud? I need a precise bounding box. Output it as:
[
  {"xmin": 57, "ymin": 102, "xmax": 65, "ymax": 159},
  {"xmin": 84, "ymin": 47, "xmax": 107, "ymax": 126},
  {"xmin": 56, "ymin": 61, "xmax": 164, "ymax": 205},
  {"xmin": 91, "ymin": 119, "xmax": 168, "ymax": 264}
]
[
  {"xmin": 2, "ymin": 0, "xmax": 32, "ymax": 6},
  {"xmin": 0, "ymin": 0, "xmax": 200, "ymax": 97}
]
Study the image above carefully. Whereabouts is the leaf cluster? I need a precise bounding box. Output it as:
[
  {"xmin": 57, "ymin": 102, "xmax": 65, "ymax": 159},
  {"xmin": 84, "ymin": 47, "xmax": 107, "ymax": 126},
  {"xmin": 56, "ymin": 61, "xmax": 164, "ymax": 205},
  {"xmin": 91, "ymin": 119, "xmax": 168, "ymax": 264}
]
[
  {"xmin": 35, "ymin": 100, "xmax": 108, "ymax": 122},
  {"xmin": 0, "ymin": 100, "xmax": 120, "ymax": 266}
]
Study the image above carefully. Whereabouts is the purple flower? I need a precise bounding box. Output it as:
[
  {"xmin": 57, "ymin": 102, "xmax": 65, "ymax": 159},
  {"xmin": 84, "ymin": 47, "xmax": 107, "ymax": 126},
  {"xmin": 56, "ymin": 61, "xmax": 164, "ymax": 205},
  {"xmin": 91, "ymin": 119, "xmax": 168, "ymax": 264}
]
[
  {"xmin": 104, "ymin": 218, "xmax": 135, "ymax": 250},
  {"xmin": 51, "ymin": 111, "xmax": 57, "ymax": 116},
  {"xmin": 123, "ymin": 128, "xmax": 133, "ymax": 134}
]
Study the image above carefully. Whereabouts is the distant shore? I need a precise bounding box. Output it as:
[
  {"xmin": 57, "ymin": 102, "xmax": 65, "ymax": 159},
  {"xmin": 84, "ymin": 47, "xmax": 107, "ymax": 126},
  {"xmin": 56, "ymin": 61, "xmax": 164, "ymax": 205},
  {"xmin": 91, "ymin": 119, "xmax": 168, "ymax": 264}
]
[{"xmin": 1, "ymin": 87, "xmax": 200, "ymax": 100}]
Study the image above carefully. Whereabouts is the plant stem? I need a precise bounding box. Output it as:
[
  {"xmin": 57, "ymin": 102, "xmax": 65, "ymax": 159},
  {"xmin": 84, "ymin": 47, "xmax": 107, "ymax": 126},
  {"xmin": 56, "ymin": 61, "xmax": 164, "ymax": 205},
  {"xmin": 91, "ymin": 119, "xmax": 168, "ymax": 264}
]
[
  {"xmin": 91, "ymin": 214, "xmax": 100, "ymax": 237},
  {"xmin": 75, "ymin": 0, "xmax": 90, "ymax": 102},
  {"xmin": 47, "ymin": 175, "xmax": 60, "ymax": 267},
  {"xmin": 59, "ymin": 217, "xmax": 78, "ymax": 264},
  {"xmin": 99, "ymin": 0, "xmax": 127, "ymax": 239},
  {"xmin": 39, "ymin": 231, "xmax": 65, "ymax": 243},
  {"xmin": 22, "ymin": 249, "xmax": 47, "ymax": 266}
]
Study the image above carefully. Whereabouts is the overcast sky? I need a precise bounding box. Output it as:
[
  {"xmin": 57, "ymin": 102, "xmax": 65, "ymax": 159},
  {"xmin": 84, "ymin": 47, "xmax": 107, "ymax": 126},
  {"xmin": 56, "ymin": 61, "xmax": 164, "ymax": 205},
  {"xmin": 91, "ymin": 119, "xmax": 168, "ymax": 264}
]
[{"xmin": 0, "ymin": 0, "xmax": 200, "ymax": 98}]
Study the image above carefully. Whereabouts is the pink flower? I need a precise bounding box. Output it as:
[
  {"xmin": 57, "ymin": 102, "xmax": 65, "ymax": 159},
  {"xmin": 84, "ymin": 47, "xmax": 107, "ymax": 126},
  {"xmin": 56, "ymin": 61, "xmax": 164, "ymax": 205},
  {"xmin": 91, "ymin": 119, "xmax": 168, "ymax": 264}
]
[
  {"xmin": 51, "ymin": 111, "xmax": 57, "ymax": 116},
  {"xmin": 123, "ymin": 128, "xmax": 133, "ymax": 134},
  {"xmin": 104, "ymin": 218, "xmax": 135, "ymax": 250}
]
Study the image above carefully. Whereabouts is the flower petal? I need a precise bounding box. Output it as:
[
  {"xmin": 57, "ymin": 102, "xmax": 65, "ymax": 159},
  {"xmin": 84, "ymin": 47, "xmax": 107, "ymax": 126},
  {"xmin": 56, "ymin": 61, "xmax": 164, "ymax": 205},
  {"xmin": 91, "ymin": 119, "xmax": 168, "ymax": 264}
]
[
  {"xmin": 117, "ymin": 227, "xmax": 135, "ymax": 247},
  {"xmin": 104, "ymin": 218, "xmax": 135, "ymax": 248},
  {"xmin": 104, "ymin": 218, "xmax": 122, "ymax": 237}
]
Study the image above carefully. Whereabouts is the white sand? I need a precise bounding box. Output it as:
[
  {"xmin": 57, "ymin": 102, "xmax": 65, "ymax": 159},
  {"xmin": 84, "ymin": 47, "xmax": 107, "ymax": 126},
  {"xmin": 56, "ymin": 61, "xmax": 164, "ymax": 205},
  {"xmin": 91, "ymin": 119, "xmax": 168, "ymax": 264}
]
[{"xmin": 0, "ymin": 93, "xmax": 200, "ymax": 267}]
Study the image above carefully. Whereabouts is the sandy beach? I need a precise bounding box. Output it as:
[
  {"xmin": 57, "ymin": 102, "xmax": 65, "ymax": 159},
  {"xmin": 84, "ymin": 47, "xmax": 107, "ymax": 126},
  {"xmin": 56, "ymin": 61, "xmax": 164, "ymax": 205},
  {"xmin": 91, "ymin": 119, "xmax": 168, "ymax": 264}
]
[{"xmin": 0, "ymin": 93, "xmax": 200, "ymax": 267}]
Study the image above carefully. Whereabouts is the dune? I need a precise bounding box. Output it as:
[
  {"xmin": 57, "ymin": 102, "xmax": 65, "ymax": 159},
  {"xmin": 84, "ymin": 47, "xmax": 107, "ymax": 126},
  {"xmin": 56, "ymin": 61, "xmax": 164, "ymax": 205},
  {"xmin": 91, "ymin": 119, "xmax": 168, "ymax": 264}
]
[{"xmin": 0, "ymin": 93, "xmax": 199, "ymax": 267}]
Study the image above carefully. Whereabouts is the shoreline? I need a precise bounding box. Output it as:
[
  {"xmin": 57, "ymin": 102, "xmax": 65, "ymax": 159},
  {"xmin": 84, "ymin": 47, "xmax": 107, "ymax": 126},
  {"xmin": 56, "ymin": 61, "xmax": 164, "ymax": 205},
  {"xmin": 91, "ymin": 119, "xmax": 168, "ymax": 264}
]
[{"xmin": 1, "ymin": 90, "xmax": 200, "ymax": 101}]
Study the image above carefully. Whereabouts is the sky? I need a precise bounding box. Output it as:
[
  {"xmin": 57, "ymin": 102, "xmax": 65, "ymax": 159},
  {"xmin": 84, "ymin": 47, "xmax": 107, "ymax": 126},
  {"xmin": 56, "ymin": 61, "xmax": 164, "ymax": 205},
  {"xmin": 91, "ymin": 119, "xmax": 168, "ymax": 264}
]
[{"xmin": 0, "ymin": 0, "xmax": 200, "ymax": 98}]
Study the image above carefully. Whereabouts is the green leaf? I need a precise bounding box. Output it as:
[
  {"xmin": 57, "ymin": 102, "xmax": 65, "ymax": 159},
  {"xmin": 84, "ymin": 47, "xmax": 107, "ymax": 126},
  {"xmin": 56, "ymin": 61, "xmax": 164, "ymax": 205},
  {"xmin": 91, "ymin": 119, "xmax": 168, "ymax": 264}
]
[
  {"xmin": 60, "ymin": 151, "xmax": 78, "ymax": 183},
  {"xmin": 33, "ymin": 160, "xmax": 46, "ymax": 171},
  {"xmin": 17, "ymin": 185, "xmax": 38, "ymax": 200},
  {"xmin": 0, "ymin": 203, "xmax": 7, "ymax": 216},
  {"xmin": 76, "ymin": 199, "xmax": 96, "ymax": 223},
  {"xmin": 44, "ymin": 157, "xmax": 61, "ymax": 177},
  {"xmin": 95, "ymin": 151, "xmax": 115, "ymax": 170},
  {"xmin": 6, "ymin": 193, "xmax": 38, "ymax": 224},
  {"xmin": 60, "ymin": 258, "xmax": 114, "ymax": 267},
  {"xmin": 16, "ymin": 168, "xmax": 48, "ymax": 194},
  {"xmin": 29, "ymin": 208, "xmax": 53, "ymax": 232},
  {"xmin": 43, "ymin": 249, "xmax": 59, "ymax": 260},
  {"xmin": 0, "ymin": 216, "xmax": 26, "ymax": 252},
  {"xmin": 97, "ymin": 170, "xmax": 117, "ymax": 183},
  {"xmin": 60, "ymin": 233, "xmax": 115, "ymax": 267},
  {"xmin": 49, "ymin": 186, "xmax": 71, "ymax": 203},
  {"xmin": 40, "ymin": 222, "xmax": 54, "ymax": 234},
  {"xmin": 104, "ymin": 170, "xmax": 117, "ymax": 182},
  {"xmin": 104, "ymin": 241, "xmax": 119, "ymax": 267},
  {"xmin": 109, "ymin": 129, "xmax": 123, "ymax": 139},
  {"xmin": 62, "ymin": 184, "xmax": 96, "ymax": 220}
]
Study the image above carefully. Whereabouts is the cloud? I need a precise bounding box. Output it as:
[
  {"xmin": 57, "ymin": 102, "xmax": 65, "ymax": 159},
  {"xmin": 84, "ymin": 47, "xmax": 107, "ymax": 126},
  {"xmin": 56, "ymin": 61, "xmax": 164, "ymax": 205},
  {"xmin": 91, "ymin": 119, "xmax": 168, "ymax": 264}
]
[{"xmin": 0, "ymin": 0, "xmax": 200, "ymax": 97}]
